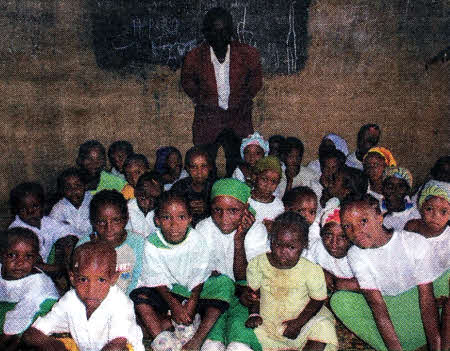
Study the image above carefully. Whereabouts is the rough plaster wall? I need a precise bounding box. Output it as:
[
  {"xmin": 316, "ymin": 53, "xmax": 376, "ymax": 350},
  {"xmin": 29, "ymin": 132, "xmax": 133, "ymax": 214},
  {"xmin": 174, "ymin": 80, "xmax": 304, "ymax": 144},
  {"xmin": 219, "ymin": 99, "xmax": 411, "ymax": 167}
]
[{"xmin": 0, "ymin": 0, "xmax": 448, "ymax": 223}]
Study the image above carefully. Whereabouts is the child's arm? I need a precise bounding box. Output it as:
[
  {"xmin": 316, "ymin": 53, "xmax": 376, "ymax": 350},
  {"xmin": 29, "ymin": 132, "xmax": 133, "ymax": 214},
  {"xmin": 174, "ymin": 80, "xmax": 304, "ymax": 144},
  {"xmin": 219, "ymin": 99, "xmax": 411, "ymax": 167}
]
[
  {"xmin": 418, "ymin": 282, "xmax": 441, "ymax": 351},
  {"xmin": 184, "ymin": 283, "xmax": 203, "ymax": 320},
  {"xmin": 155, "ymin": 286, "xmax": 192, "ymax": 325},
  {"xmin": 22, "ymin": 327, "xmax": 66, "ymax": 351},
  {"xmin": 363, "ymin": 289, "xmax": 402, "ymax": 351},
  {"xmin": 442, "ymin": 292, "xmax": 449, "ymax": 351},
  {"xmin": 233, "ymin": 207, "xmax": 256, "ymax": 281},
  {"xmin": 245, "ymin": 288, "xmax": 262, "ymax": 329},
  {"xmin": 282, "ymin": 298, "xmax": 324, "ymax": 340},
  {"xmin": 0, "ymin": 334, "xmax": 20, "ymax": 351},
  {"xmin": 334, "ymin": 277, "xmax": 360, "ymax": 292},
  {"xmin": 101, "ymin": 337, "xmax": 128, "ymax": 351}
]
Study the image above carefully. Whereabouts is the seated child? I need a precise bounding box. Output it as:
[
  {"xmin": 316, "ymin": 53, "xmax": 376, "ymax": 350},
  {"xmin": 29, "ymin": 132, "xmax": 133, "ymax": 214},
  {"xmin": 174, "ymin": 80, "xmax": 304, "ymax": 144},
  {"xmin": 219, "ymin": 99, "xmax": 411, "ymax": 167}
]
[
  {"xmin": 126, "ymin": 171, "xmax": 162, "ymax": 238},
  {"xmin": 154, "ymin": 146, "xmax": 189, "ymax": 191},
  {"xmin": 0, "ymin": 228, "xmax": 59, "ymax": 351},
  {"xmin": 50, "ymin": 167, "xmax": 93, "ymax": 237},
  {"xmin": 76, "ymin": 140, "xmax": 127, "ymax": 195},
  {"xmin": 195, "ymin": 178, "xmax": 269, "ymax": 351},
  {"xmin": 381, "ymin": 166, "xmax": 420, "ymax": 231},
  {"xmin": 283, "ymin": 186, "xmax": 321, "ymax": 245},
  {"xmin": 131, "ymin": 193, "xmax": 227, "ymax": 351},
  {"xmin": 346, "ymin": 124, "xmax": 381, "ymax": 171},
  {"xmin": 77, "ymin": 190, "xmax": 145, "ymax": 296},
  {"xmin": 8, "ymin": 182, "xmax": 79, "ymax": 264},
  {"xmin": 331, "ymin": 195, "xmax": 446, "ymax": 351},
  {"xmin": 171, "ymin": 146, "xmax": 216, "ymax": 227},
  {"xmin": 23, "ymin": 241, "xmax": 145, "ymax": 351},
  {"xmin": 363, "ymin": 146, "xmax": 397, "ymax": 203},
  {"xmin": 248, "ymin": 156, "xmax": 284, "ymax": 228},
  {"xmin": 278, "ymin": 137, "xmax": 320, "ymax": 199},
  {"xmin": 245, "ymin": 211, "xmax": 338, "ymax": 351},
  {"xmin": 108, "ymin": 140, "xmax": 134, "ymax": 180},
  {"xmin": 307, "ymin": 133, "xmax": 349, "ymax": 175},
  {"xmin": 122, "ymin": 153, "xmax": 151, "ymax": 200},
  {"xmin": 232, "ymin": 132, "xmax": 269, "ymax": 186},
  {"xmin": 268, "ymin": 135, "xmax": 285, "ymax": 159},
  {"xmin": 304, "ymin": 198, "xmax": 358, "ymax": 293}
]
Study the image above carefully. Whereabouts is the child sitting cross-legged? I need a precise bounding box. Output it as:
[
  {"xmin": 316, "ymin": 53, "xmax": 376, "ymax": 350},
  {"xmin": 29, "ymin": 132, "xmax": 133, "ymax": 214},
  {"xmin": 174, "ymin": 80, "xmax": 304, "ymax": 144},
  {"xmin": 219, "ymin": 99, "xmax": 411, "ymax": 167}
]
[
  {"xmin": 131, "ymin": 193, "xmax": 228, "ymax": 351},
  {"xmin": 0, "ymin": 228, "xmax": 59, "ymax": 351},
  {"xmin": 23, "ymin": 241, "xmax": 145, "ymax": 351},
  {"xmin": 331, "ymin": 194, "xmax": 447, "ymax": 351},
  {"xmin": 126, "ymin": 171, "xmax": 163, "ymax": 238},
  {"xmin": 245, "ymin": 211, "xmax": 338, "ymax": 351}
]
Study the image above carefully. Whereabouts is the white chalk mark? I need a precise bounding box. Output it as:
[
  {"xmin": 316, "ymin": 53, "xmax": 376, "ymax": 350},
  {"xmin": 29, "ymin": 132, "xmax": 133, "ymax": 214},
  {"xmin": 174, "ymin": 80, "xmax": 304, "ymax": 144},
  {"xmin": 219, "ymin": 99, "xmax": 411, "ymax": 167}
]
[{"xmin": 286, "ymin": 1, "xmax": 297, "ymax": 74}]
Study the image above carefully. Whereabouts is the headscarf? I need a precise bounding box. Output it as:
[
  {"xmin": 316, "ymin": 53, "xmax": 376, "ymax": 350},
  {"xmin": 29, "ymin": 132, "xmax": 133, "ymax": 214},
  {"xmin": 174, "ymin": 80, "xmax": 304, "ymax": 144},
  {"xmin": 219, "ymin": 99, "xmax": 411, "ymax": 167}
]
[
  {"xmin": 364, "ymin": 147, "xmax": 397, "ymax": 167},
  {"xmin": 418, "ymin": 180, "xmax": 450, "ymax": 208},
  {"xmin": 320, "ymin": 198, "xmax": 341, "ymax": 227},
  {"xmin": 254, "ymin": 156, "xmax": 282, "ymax": 177},
  {"xmin": 240, "ymin": 132, "xmax": 269, "ymax": 159},
  {"xmin": 324, "ymin": 134, "xmax": 349, "ymax": 157},
  {"xmin": 211, "ymin": 178, "xmax": 251, "ymax": 204},
  {"xmin": 382, "ymin": 166, "xmax": 413, "ymax": 189}
]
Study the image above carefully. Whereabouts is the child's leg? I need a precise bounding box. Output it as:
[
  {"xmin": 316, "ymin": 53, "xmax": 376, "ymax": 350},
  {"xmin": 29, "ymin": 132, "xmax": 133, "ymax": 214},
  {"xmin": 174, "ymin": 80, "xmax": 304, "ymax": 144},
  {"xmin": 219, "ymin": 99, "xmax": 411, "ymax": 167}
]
[{"xmin": 130, "ymin": 287, "xmax": 173, "ymax": 339}]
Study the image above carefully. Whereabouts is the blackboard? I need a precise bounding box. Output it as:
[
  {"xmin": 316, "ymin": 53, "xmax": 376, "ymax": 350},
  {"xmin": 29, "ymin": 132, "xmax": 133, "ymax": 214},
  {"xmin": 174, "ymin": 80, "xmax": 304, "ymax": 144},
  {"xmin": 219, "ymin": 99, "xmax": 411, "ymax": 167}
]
[{"xmin": 90, "ymin": 0, "xmax": 311, "ymax": 74}]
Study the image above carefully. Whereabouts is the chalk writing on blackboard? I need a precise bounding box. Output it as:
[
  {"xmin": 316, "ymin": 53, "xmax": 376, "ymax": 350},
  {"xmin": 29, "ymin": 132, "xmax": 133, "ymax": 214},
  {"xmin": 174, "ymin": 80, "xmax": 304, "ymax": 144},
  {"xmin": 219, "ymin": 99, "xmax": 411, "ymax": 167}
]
[{"xmin": 90, "ymin": 0, "xmax": 311, "ymax": 74}]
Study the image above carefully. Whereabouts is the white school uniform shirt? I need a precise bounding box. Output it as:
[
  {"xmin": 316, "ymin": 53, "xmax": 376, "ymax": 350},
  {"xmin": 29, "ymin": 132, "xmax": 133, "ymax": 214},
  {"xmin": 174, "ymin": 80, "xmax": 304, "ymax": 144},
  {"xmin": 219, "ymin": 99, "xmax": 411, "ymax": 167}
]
[
  {"xmin": 345, "ymin": 152, "xmax": 364, "ymax": 171},
  {"xmin": 278, "ymin": 166, "xmax": 321, "ymax": 199},
  {"xmin": 138, "ymin": 227, "xmax": 211, "ymax": 291},
  {"xmin": 301, "ymin": 221, "xmax": 322, "ymax": 259},
  {"xmin": 248, "ymin": 197, "xmax": 285, "ymax": 222},
  {"xmin": 32, "ymin": 286, "xmax": 144, "ymax": 351},
  {"xmin": 425, "ymin": 226, "xmax": 450, "ymax": 273},
  {"xmin": 164, "ymin": 169, "xmax": 189, "ymax": 191},
  {"xmin": 125, "ymin": 198, "xmax": 156, "ymax": 238},
  {"xmin": 0, "ymin": 265, "xmax": 59, "ymax": 335},
  {"xmin": 211, "ymin": 45, "xmax": 230, "ymax": 110},
  {"xmin": 347, "ymin": 230, "xmax": 443, "ymax": 296},
  {"xmin": 196, "ymin": 217, "xmax": 269, "ymax": 282},
  {"xmin": 366, "ymin": 185, "xmax": 383, "ymax": 204},
  {"xmin": 382, "ymin": 204, "xmax": 421, "ymax": 231},
  {"xmin": 304, "ymin": 239, "xmax": 354, "ymax": 279},
  {"xmin": 9, "ymin": 215, "xmax": 80, "ymax": 262},
  {"xmin": 49, "ymin": 192, "xmax": 93, "ymax": 237}
]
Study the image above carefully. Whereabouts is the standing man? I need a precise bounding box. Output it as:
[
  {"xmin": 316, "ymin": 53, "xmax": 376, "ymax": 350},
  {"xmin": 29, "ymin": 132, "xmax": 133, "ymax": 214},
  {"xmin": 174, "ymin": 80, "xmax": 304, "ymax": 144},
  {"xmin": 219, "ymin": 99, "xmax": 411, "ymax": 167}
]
[{"xmin": 181, "ymin": 7, "xmax": 263, "ymax": 177}]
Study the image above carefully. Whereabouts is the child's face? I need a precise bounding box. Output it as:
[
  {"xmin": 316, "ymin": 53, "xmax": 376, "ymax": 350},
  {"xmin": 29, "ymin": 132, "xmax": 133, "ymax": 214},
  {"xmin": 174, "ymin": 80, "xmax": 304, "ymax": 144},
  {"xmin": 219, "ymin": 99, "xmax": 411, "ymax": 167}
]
[
  {"xmin": 167, "ymin": 152, "xmax": 182, "ymax": 178},
  {"xmin": 211, "ymin": 196, "xmax": 246, "ymax": 234},
  {"xmin": 382, "ymin": 177, "xmax": 409, "ymax": 211},
  {"xmin": 268, "ymin": 141, "xmax": 281, "ymax": 157},
  {"xmin": 284, "ymin": 148, "xmax": 302, "ymax": 175},
  {"xmin": 321, "ymin": 222, "xmax": 352, "ymax": 259},
  {"xmin": 124, "ymin": 161, "xmax": 147, "ymax": 188},
  {"xmin": 341, "ymin": 202, "xmax": 383, "ymax": 249},
  {"xmin": 64, "ymin": 175, "xmax": 85, "ymax": 208},
  {"xmin": 1, "ymin": 238, "xmax": 37, "ymax": 280},
  {"xmin": 111, "ymin": 150, "xmax": 128, "ymax": 172},
  {"xmin": 135, "ymin": 181, "xmax": 161, "ymax": 215},
  {"xmin": 80, "ymin": 147, "xmax": 106, "ymax": 177},
  {"xmin": 270, "ymin": 226, "xmax": 306, "ymax": 269},
  {"xmin": 363, "ymin": 153, "xmax": 385, "ymax": 183},
  {"xmin": 155, "ymin": 199, "xmax": 192, "ymax": 244},
  {"xmin": 18, "ymin": 193, "xmax": 44, "ymax": 228},
  {"xmin": 285, "ymin": 195, "xmax": 317, "ymax": 225},
  {"xmin": 358, "ymin": 128, "xmax": 380, "ymax": 155},
  {"xmin": 321, "ymin": 157, "xmax": 341, "ymax": 183},
  {"xmin": 70, "ymin": 259, "xmax": 116, "ymax": 315},
  {"xmin": 244, "ymin": 144, "xmax": 265, "ymax": 167},
  {"xmin": 421, "ymin": 196, "xmax": 449, "ymax": 233},
  {"xmin": 255, "ymin": 170, "xmax": 281, "ymax": 196},
  {"xmin": 92, "ymin": 204, "xmax": 127, "ymax": 246},
  {"xmin": 187, "ymin": 154, "xmax": 211, "ymax": 185}
]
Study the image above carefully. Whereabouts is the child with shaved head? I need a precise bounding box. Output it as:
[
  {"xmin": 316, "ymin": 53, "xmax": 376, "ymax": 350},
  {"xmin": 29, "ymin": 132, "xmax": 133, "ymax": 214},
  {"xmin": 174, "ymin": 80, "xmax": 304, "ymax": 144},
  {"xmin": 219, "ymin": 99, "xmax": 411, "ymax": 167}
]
[{"xmin": 23, "ymin": 241, "xmax": 144, "ymax": 351}]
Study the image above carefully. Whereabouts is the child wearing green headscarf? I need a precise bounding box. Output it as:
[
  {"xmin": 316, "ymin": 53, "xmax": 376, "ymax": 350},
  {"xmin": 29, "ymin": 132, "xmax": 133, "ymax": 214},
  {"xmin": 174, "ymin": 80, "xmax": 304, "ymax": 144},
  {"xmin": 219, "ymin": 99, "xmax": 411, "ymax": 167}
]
[{"xmin": 196, "ymin": 178, "xmax": 269, "ymax": 351}]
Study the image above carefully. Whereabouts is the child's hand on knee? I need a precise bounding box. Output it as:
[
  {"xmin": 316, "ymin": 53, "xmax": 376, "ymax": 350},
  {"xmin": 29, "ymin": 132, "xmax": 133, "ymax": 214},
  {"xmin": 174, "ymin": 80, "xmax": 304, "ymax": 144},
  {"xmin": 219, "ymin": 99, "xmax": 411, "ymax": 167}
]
[
  {"xmin": 43, "ymin": 338, "xmax": 67, "ymax": 351},
  {"xmin": 282, "ymin": 318, "xmax": 301, "ymax": 339},
  {"xmin": 101, "ymin": 337, "xmax": 128, "ymax": 351},
  {"xmin": 246, "ymin": 314, "xmax": 263, "ymax": 329}
]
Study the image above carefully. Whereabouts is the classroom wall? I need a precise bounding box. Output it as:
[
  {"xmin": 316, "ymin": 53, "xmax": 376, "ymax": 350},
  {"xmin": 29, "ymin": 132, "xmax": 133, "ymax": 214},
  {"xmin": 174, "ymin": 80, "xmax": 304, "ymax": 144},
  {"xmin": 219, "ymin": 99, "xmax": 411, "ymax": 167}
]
[{"xmin": 0, "ymin": 0, "xmax": 448, "ymax": 222}]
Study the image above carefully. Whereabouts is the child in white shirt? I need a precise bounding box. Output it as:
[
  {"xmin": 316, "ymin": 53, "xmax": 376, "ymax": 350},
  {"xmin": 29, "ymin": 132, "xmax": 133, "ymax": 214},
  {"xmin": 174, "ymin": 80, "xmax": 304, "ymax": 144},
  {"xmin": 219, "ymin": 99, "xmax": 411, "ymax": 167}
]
[{"xmin": 24, "ymin": 241, "xmax": 144, "ymax": 351}]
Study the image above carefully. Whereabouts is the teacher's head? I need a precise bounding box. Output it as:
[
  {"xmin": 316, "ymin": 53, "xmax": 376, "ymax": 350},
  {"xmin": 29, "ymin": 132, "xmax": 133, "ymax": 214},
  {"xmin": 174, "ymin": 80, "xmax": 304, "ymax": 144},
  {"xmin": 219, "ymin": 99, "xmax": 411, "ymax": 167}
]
[{"xmin": 203, "ymin": 7, "xmax": 233, "ymax": 52}]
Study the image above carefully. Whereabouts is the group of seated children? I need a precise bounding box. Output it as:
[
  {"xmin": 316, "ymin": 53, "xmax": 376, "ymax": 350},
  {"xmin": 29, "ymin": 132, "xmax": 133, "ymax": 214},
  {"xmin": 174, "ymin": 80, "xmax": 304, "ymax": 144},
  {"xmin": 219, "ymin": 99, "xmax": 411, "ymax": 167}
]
[{"xmin": 0, "ymin": 123, "xmax": 449, "ymax": 351}]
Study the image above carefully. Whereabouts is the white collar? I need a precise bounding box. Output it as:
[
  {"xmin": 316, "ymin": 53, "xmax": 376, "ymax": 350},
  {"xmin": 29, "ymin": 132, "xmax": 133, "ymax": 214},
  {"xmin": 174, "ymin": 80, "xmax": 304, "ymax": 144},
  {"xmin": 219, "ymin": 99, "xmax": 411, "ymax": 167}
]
[{"xmin": 210, "ymin": 45, "xmax": 230, "ymax": 64}]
